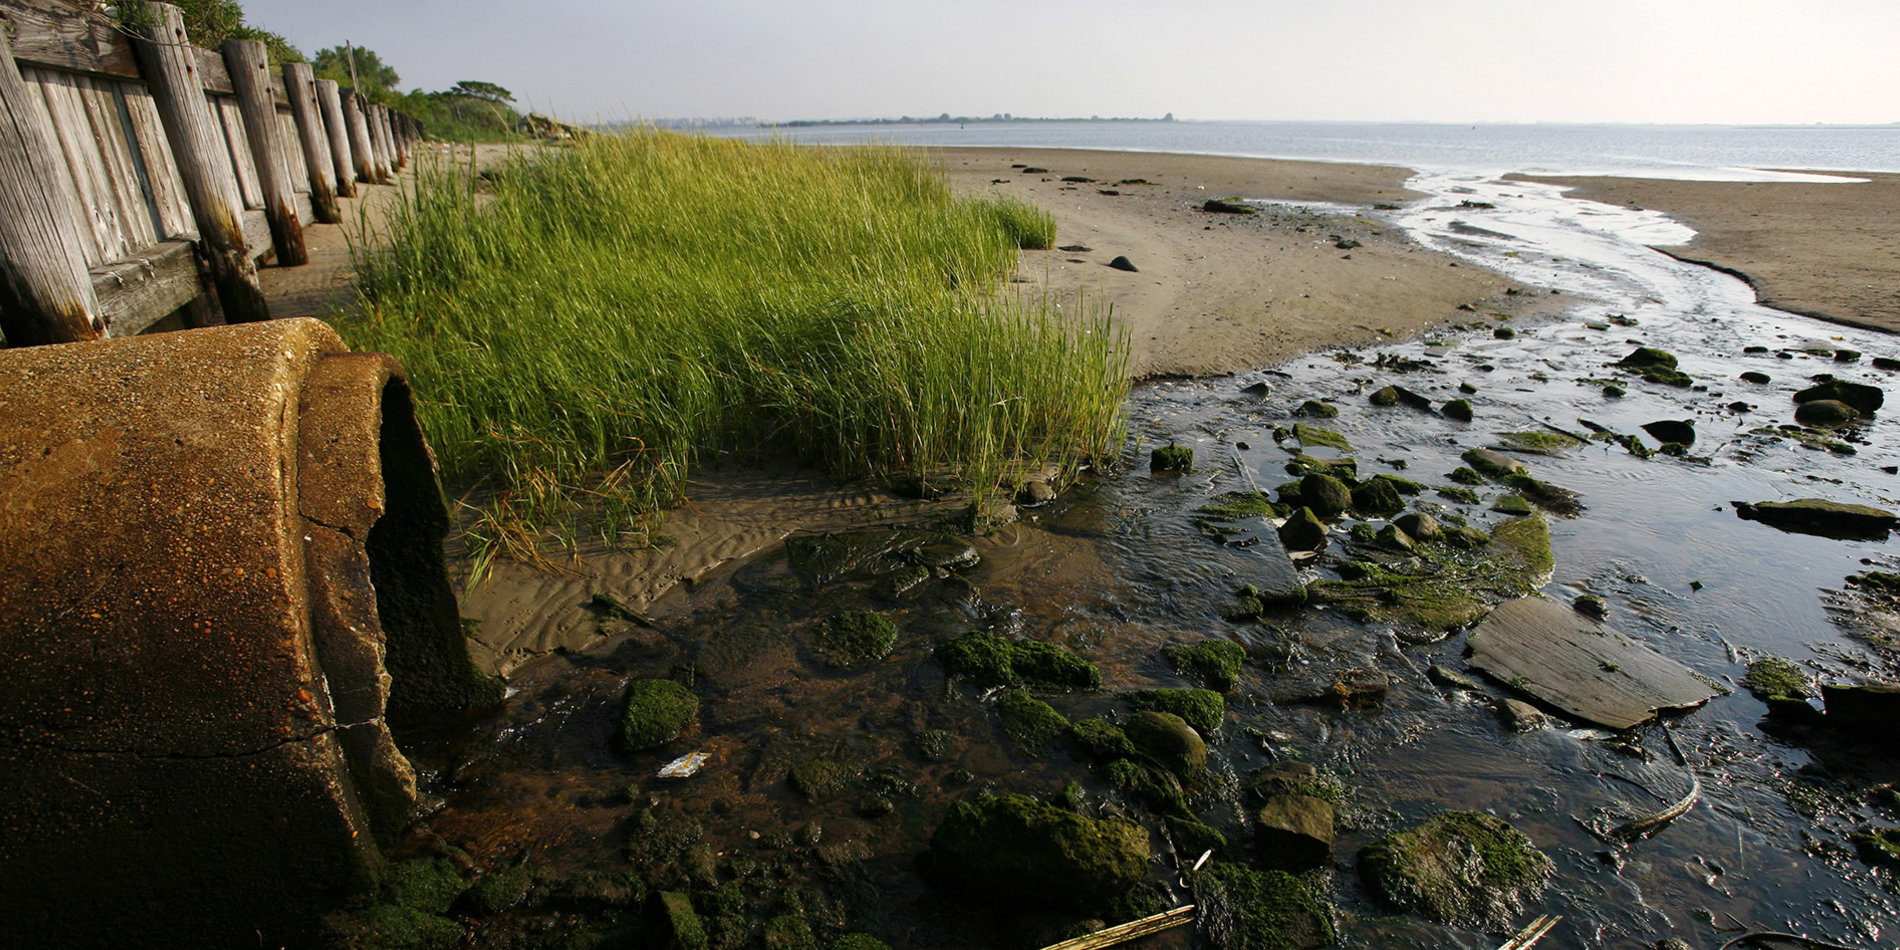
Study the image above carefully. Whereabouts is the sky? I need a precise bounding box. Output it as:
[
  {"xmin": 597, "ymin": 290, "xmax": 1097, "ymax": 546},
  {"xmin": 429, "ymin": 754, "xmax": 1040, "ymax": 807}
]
[{"xmin": 243, "ymin": 0, "xmax": 1900, "ymax": 125}]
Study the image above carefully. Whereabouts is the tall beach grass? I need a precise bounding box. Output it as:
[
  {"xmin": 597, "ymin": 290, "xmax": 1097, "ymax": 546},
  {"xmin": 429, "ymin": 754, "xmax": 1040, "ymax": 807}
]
[{"xmin": 343, "ymin": 129, "xmax": 1127, "ymax": 570}]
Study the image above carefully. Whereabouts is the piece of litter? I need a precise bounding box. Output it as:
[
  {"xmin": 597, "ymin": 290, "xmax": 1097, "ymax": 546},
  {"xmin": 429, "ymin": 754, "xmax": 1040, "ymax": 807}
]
[{"xmin": 658, "ymin": 751, "xmax": 709, "ymax": 779}]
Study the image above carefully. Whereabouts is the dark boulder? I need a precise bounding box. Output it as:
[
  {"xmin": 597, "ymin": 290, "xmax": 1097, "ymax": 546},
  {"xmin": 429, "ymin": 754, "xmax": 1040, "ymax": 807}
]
[
  {"xmin": 1108, "ymin": 255, "xmax": 1140, "ymax": 272},
  {"xmin": 1126, "ymin": 710, "xmax": 1207, "ymax": 778},
  {"xmin": 1359, "ymin": 811, "xmax": 1554, "ymax": 933},
  {"xmin": 928, "ymin": 794, "xmax": 1149, "ymax": 913},
  {"xmin": 1278, "ymin": 508, "xmax": 1329, "ymax": 553},
  {"xmin": 1795, "ymin": 399, "xmax": 1860, "ymax": 425},
  {"xmin": 1641, "ymin": 419, "xmax": 1695, "ymax": 445},
  {"xmin": 1256, "ymin": 794, "xmax": 1335, "ymax": 871},
  {"xmin": 1795, "ymin": 377, "xmax": 1882, "ymax": 413},
  {"xmin": 1734, "ymin": 498, "xmax": 1897, "ymax": 540},
  {"xmin": 1617, "ymin": 347, "xmax": 1678, "ymax": 370},
  {"xmin": 1822, "ymin": 683, "xmax": 1900, "ymax": 749},
  {"xmin": 1299, "ymin": 474, "xmax": 1352, "ymax": 517}
]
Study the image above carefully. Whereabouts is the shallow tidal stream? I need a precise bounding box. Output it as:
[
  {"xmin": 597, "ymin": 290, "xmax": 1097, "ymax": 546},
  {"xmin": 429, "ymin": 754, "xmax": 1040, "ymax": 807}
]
[{"xmin": 401, "ymin": 177, "xmax": 1900, "ymax": 949}]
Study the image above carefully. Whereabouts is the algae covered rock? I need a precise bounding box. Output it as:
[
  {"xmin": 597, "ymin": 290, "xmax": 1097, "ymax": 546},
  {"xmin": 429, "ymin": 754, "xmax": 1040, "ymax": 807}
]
[
  {"xmin": 1129, "ymin": 688, "xmax": 1225, "ymax": 735},
  {"xmin": 1734, "ymin": 498, "xmax": 1897, "ymax": 539},
  {"xmin": 1617, "ymin": 347, "xmax": 1678, "ymax": 370},
  {"xmin": 1359, "ymin": 811, "xmax": 1553, "ymax": 933},
  {"xmin": 1166, "ymin": 639, "xmax": 1247, "ymax": 691},
  {"xmin": 1278, "ymin": 507, "xmax": 1329, "ymax": 553},
  {"xmin": 1152, "ymin": 443, "xmax": 1194, "ymax": 472},
  {"xmin": 998, "ymin": 690, "xmax": 1071, "ymax": 755},
  {"xmin": 815, "ymin": 610, "xmax": 898, "ymax": 667},
  {"xmin": 1256, "ymin": 794, "xmax": 1335, "ymax": 871},
  {"xmin": 1294, "ymin": 423, "xmax": 1352, "ymax": 452},
  {"xmin": 939, "ymin": 631, "xmax": 1100, "ymax": 689},
  {"xmin": 622, "ymin": 678, "xmax": 699, "ymax": 751},
  {"xmin": 1298, "ymin": 473, "xmax": 1352, "ymax": 518},
  {"xmin": 1351, "ymin": 477, "xmax": 1404, "ymax": 516},
  {"xmin": 1071, "ymin": 718, "xmax": 1138, "ymax": 760},
  {"xmin": 1795, "ymin": 399, "xmax": 1860, "ymax": 425},
  {"xmin": 1125, "ymin": 710, "xmax": 1207, "ymax": 778},
  {"xmin": 1442, "ymin": 398, "xmax": 1474, "ymax": 422},
  {"xmin": 1795, "ymin": 377, "xmax": 1883, "ymax": 414},
  {"xmin": 1460, "ymin": 447, "xmax": 1524, "ymax": 479},
  {"xmin": 1307, "ymin": 514, "xmax": 1553, "ymax": 633},
  {"xmin": 1188, "ymin": 861, "xmax": 1334, "ymax": 950},
  {"xmin": 928, "ymin": 793, "xmax": 1150, "ymax": 913}
]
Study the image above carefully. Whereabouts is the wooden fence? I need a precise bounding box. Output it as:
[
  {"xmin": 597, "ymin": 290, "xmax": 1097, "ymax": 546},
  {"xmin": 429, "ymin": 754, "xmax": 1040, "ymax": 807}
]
[{"xmin": 0, "ymin": 0, "xmax": 421, "ymax": 346}]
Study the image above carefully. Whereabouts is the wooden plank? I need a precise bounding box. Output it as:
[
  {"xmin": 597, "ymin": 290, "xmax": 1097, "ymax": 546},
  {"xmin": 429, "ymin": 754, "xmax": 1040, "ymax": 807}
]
[
  {"xmin": 341, "ymin": 88, "xmax": 374, "ymax": 184},
  {"xmin": 214, "ymin": 95, "xmax": 261, "ymax": 208},
  {"xmin": 127, "ymin": 1, "xmax": 267, "ymax": 323},
  {"xmin": 240, "ymin": 207, "xmax": 268, "ymax": 261},
  {"xmin": 221, "ymin": 38, "xmax": 303, "ymax": 265},
  {"xmin": 190, "ymin": 44, "xmax": 231, "ymax": 95},
  {"xmin": 366, "ymin": 101, "xmax": 392, "ymax": 182},
  {"xmin": 92, "ymin": 238, "xmax": 202, "ymax": 337},
  {"xmin": 281, "ymin": 63, "xmax": 336, "ymax": 222},
  {"xmin": 32, "ymin": 68, "xmax": 123, "ymax": 264},
  {"xmin": 0, "ymin": 0, "xmax": 141, "ymax": 80},
  {"xmin": 313, "ymin": 78, "xmax": 354, "ymax": 198},
  {"xmin": 121, "ymin": 86, "xmax": 195, "ymax": 240},
  {"xmin": 277, "ymin": 110, "xmax": 308, "ymax": 193},
  {"xmin": 1466, "ymin": 597, "xmax": 1717, "ymax": 730},
  {"xmin": 0, "ymin": 23, "xmax": 102, "ymax": 344},
  {"xmin": 81, "ymin": 76, "xmax": 159, "ymax": 250}
]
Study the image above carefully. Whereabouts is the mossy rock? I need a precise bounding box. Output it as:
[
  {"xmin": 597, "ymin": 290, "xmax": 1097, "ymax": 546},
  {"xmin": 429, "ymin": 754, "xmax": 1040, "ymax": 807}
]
[
  {"xmin": 655, "ymin": 891, "xmax": 710, "ymax": 950},
  {"xmin": 1447, "ymin": 466, "xmax": 1486, "ymax": 486},
  {"xmin": 1166, "ymin": 639, "xmax": 1247, "ymax": 691},
  {"xmin": 1285, "ymin": 454, "xmax": 1358, "ymax": 481},
  {"xmin": 815, "ymin": 611, "xmax": 898, "ymax": 667},
  {"xmin": 764, "ymin": 913, "xmax": 815, "ymax": 950},
  {"xmin": 1460, "ymin": 447, "xmax": 1524, "ymax": 478},
  {"xmin": 789, "ymin": 760, "xmax": 855, "ymax": 800},
  {"xmin": 1742, "ymin": 657, "xmax": 1808, "ymax": 701},
  {"xmin": 832, "ymin": 935, "xmax": 894, "ymax": 950},
  {"xmin": 1617, "ymin": 347, "xmax": 1678, "ymax": 370},
  {"xmin": 1372, "ymin": 473, "xmax": 1426, "ymax": 496},
  {"xmin": 1369, "ymin": 385, "xmax": 1402, "ymax": 407},
  {"xmin": 1296, "ymin": 400, "xmax": 1339, "ymax": 418},
  {"xmin": 913, "ymin": 728, "xmax": 957, "ymax": 761},
  {"xmin": 1438, "ymin": 486, "xmax": 1481, "ymax": 505},
  {"xmin": 1204, "ymin": 196, "xmax": 1256, "ymax": 214},
  {"xmin": 1502, "ymin": 472, "xmax": 1584, "ymax": 517},
  {"xmin": 1197, "ymin": 491, "xmax": 1289, "ymax": 521},
  {"xmin": 1307, "ymin": 514, "xmax": 1551, "ymax": 632},
  {"xmin": 1358, "ymin": 811, "xmax": 1553, "ymax": 933},
  {"xmin": 1492, "ymin": 494, "xmax": 1534, "ymax": 515},
  {"xmin": 1104, "ymin": 757, "xmax": 1189, "ymax": 814},
  {"xmin": 939, "ymin": 631, "xmax": 1100, "ymax": 690},
  {"xmin": 1443, "ymin": 398, "xmax": 1474, "ymax": 422},
  {"xmin": 1128, "ymin": 688, "xmax": 1225, "ymax": 735},
  {"xmin": 1635, "ymin": 365, "xmax": 1693, "ymax": 387},
  {"xmin": 622, "ymin": 678, "xmax": 699, "ymax": 751},
  {"xmin": 928, "ymin": 793, "xmax": 1150, "ymax": 913},
  {"xmin": 1166, "ymin": 816, "xmax": 1228, "ymax": 858},
  {"xmin": 1189, "ymin": 862, "xmax": 1334, "ymax": 950},
  {"xmin": 1496, "ymin": 431, "xmax": 1583, "ymax": 455},
  {"xmin": 1126, "ymin": 710, "xmax": 1207, "ymax": 779},
  {"xmin": 383, "ymin": 858, "xmax": 466, "ymax": 916},
  {"xmin": 998, "ymin": 690, "xmax": 1071, "ymax": 755},
  {"xmin": 332, "ymin": 905, "xmax": 462, "ymax": 950},
  {"xmin": 549, "ymin": 870, "xmax": 646, "ymax": 912},
  {"xmin": 1299, "ymin": 473, "xmax": 1352, "ymax": 518},
  {"xmin": 1795, "ymin": 377, "xmax": 1883, "ymax": 413},
  {"xmin": 1351, "ymin": 478, "xmax": 1404, "ymax": 516},
  {"xmin": 1152, "ymin": 444, "xmax": 1194, "ymax": 472},
  {"xmin": 1852, "ymin": 828, "xmax": 1900, "ymax": 868},
  {"xmin": 459, "ymin": 864, "xmax": 532, "ymax": 917},
  {"xmin": 1071, "ymin": 718, "xmax": 1138, "ymax": 761},
  {"xmin": 1293, "ymin": 423, "xmax": 1352, "ymax": 452}
]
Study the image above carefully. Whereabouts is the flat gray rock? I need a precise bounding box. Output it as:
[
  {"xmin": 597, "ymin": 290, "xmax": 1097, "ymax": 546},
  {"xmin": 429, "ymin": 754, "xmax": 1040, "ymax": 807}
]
[
  {"xmin": 1221, "ymin": 516, "xmax": 1306, "ymax": 604},
  {"xmin": 1466, "ymin": 597, "xmax": 1716, "ymax": 729}
]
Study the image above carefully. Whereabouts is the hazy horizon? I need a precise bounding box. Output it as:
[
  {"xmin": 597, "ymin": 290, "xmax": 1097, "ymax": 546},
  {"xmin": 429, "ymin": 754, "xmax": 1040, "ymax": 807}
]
[{"xmin": 243, "ymin": 0, "xmax": 1899, "ymax": 127}]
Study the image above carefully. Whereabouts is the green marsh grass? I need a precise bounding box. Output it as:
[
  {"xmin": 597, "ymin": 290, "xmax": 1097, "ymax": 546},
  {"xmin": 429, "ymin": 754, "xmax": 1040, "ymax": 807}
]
[{"xmin": 343, "ymin": 129, "xmax": 1127, "ymax": 570}]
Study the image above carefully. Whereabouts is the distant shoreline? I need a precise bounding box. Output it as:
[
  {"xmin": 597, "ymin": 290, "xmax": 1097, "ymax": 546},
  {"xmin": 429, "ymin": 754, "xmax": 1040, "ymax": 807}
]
[{"xmin": 777, "ymin": 114, "xmax": 1175, "ymax": 128}]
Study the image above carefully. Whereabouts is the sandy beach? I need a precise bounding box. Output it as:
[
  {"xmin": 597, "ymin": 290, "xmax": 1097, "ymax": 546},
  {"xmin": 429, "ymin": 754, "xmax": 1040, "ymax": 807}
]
[
  {"xmin": 937, "ymin": 148, "xmax": 1543, "ymax": 377},
  {"xmin": 1526, "ymin": 171, "xmax": 1900, "ymax": 333}
]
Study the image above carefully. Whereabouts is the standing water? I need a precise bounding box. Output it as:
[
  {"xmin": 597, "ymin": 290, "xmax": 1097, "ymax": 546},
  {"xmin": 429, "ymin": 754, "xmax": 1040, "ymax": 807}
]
[{"xmin": 403, "ymin": 130, "xmax": 1900, "ymax": 949}]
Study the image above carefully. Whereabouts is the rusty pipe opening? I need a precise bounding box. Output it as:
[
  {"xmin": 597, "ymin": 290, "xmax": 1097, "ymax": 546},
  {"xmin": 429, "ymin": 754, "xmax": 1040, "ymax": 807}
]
[{"xmin": 0, "ymin": 318, "xmax": 496, "ymax": 947}]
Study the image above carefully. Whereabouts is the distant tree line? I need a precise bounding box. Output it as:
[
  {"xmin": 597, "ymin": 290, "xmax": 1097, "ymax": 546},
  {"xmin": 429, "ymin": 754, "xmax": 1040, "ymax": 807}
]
[{"xmin": 113, "ymin": 0, "xmax": 527, "ymax": 142}]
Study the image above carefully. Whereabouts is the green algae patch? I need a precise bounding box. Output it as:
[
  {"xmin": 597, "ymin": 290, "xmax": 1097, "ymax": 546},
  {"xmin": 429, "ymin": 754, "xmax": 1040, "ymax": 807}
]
[
  {"xmin": 1308, "ymin": 514, "xmax": 1552, "ymax": 634},
  {"xmin": 1129, "ymin": 688, "xmax": 1225, "ymax": 735},
  {"xmin": 928, "ymin": 793, "xmax": 1150, "ymax": 913},
  {"xmin": 832, "ymin": 935, "xmax": 894, "ymax": 950},
  {"xmin": 462, "ymin": 865, "xmax": 532, "ymax": 916},
  {"xmin": 1438, "ymin": 486, "xmax": 1481, "ymax": 505},
  {"xmin": 1502, "ymin": 472, "xmax": 1585, "ymax": 517},
  {"xmin": 815, "ymin": 610, "xmax": 899, "ymax": 667},
  {"xmin": 657, "ymin": 891, "xmax": 710, "ymax": 950},
  {"xmin": 1072, "ymin": 718, "xmax": 1138, "ymax": 760},
  {"xmin": 998, "ymin": 690, "xmax": 1071, "ymax": 755},
  {"xmin": 1496, "ymin": 431, "xmax": 1583, "ymax": 455},
  {"xmin": 1126, "ymin": 710, "xmax": 1207, "ymax": 779},
  {"xmin": 1294, "ymin": 423, "xmax": 1352, "ymax": 452},
  {"xmin": 939, "ymin": 631, "xmax": 1100, "ymax": 689},
  {"xmin": 1285, "ymin": 455, "xmax": 1358, "ymax": 481},
  {"xmin": 1106, "ymin": 758, "xmax": 1190, "ymax": 815},
  {"xmin": 1189, "ymin": 861, "xmax": 1335, "ymax": 950},
  {"xmin": 622, "ymin": 678, "xmax": 699, "ymax": 751},
  {"xmin": 1351, "ymin": 477, "xmax": 1404, "ymax": 516},
  {"xmin": 1166, "ymin": 639, "xmax": 1247, "ymax": 691},
  {"xmin": 1447, "ymin": 466, "xmax": 1486, "ymax": 486},
  {"xmin": 1359, "ymin": 811, "xmax": 1553, "ymax": 933},
  {"xmin": 1743, "ymin": 657, "xmax": 1809, "ymax": 701},
  {"xmin": 1197, "ymin": 491, "xmax": 1290, "ymax": 521}
]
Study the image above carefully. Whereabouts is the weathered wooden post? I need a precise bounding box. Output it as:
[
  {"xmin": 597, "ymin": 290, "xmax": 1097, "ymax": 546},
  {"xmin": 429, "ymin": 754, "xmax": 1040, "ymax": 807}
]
[
  {"xmin": 282, "ymin": 62, "xmax": 339, "ymax": 223},
  {"xmin": 314, "ymin": 79, "xmax": 356, "ymax": 198},
  {"xmin": 368, "ymin": 102, "xmax": 394, "ymax": 180},
  {"xmin": 221, "ymin": 38, "xmax": 304, "ymax": 265},
  {"xmin": 129, "ymin": 2, "xmax": 270, "ymax": 323},
  {"xmin": 385, "ymin": 107, "xmax": 405, "ymax": 168},
  {"xmin": 342, "ymin": 89, "xmax": 375, "ymax": 184},
  {"xmin": 0, "ymin": 27, "xmax": 103, "ymax": 346}
]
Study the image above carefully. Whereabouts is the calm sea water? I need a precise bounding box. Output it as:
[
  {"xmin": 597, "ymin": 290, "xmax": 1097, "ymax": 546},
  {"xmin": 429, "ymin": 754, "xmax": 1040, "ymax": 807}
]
[{"xmin": 707, "ymin": 119, "xmax": 1900, "ymax": 180}]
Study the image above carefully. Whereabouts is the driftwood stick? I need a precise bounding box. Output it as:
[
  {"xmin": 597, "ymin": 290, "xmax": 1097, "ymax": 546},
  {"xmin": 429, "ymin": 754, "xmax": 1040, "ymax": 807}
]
[
  {"xmin": 1610, "ymin": 722, "xmax": 1702, "ymax": 840},
  {"xmin": 1499, "ymin": 914, "xmax": 1562, "ymax": 950},
  {"xmin": 1035, "ymin": 905, "xmax": 1196, "ymax": 950}
]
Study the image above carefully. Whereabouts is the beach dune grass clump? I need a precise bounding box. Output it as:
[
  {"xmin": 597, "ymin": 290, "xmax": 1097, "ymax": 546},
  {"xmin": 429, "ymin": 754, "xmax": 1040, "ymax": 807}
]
[{"xmin": 345, "ymin": 129, "xmax": 1125, "ymax": 565}]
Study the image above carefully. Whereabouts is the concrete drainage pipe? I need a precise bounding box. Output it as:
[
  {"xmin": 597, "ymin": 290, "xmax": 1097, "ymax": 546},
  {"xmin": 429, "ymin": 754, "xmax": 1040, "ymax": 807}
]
[{"xmin": 0, "ymin": 318, "xmax": 499, "ymax": 947}]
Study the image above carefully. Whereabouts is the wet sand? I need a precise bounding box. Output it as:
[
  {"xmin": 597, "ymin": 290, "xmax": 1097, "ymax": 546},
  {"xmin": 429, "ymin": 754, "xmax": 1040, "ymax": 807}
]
[
  {"xmin": 937, "ymin": 147, "xmax": 1538, "ymax": 377},
  {"xmin": 1525, "ymin": 171, "xmax": 1900, "ymax": 333}
]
